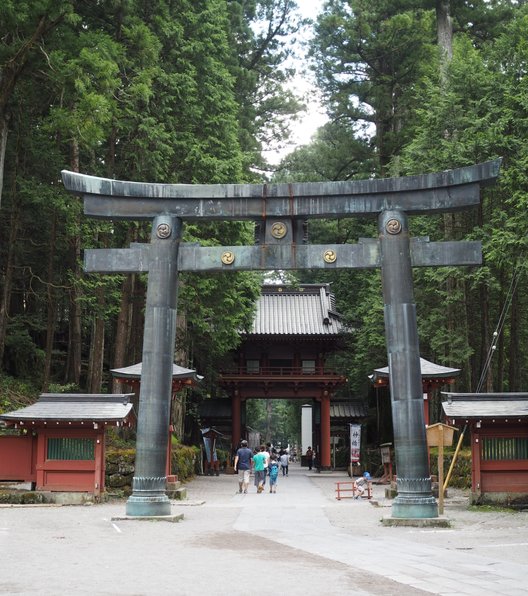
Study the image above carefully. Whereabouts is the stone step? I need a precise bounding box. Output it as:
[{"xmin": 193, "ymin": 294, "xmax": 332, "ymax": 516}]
[{"xmin": 166, "ymin": 480, "xmax": 186, "ymax": 500}]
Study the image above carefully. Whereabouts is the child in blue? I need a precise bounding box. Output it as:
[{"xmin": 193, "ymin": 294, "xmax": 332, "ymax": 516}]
[{"xmin": 268, "ymin": 454, "xmax": 279, "ymax": 493}]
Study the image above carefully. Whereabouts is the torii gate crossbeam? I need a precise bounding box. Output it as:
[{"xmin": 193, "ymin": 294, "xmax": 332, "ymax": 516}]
[{"xmin": 62, "ymin": 159, "xmax": 500, "ymax": 520}]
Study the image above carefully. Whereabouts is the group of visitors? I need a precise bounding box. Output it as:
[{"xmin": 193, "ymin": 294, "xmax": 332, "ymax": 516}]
[
  {"xmin": 233, "ymin": 441, "xmax": 290, "ymax": 494},
  {"xmin": 234, "ymin": 440, "xmax": 372, "ymax": 498}
]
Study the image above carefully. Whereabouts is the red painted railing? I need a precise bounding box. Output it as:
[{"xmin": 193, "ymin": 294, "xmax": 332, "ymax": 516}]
[{"xmin": 221, "ymin": 367, "xmax": 344, "ymax": 378}]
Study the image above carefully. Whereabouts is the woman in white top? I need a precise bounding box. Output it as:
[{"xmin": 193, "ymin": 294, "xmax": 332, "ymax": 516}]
[{"xmin": 279, "ymin": 451, "xmax": 289, "ymax": 476}]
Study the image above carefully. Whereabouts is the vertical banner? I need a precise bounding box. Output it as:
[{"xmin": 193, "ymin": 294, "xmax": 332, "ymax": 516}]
[{"xmin": 349, "ymin": 423, "xmax": 361, "ymax": 463}]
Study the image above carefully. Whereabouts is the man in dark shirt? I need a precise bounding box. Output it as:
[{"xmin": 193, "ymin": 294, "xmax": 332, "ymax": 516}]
[{"xmin": 234, "ymin": 440, "xmax": 253, "ymax": 493}]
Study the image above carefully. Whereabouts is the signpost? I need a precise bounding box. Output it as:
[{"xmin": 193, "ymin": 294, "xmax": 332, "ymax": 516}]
[
  {"xmin": 380, "ymin": 443, "xmax": 393, "ymax": 484},
  {"xmin": 426, "ymin": 423, "xmax": 457, "ymax": 514}
]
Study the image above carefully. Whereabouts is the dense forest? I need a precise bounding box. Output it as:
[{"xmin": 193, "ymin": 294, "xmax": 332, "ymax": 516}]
[{"xmin": 1, "ymin": 1, "xmax": 528, "ymax": 436}]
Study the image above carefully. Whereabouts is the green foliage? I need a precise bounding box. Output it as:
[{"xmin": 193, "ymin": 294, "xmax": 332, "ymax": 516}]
[
  {"xmin": 394, "ymin": 12, "xmax": 528, "ymax": 389},
  {"xmin": 0, "ymin": 0, "xmax": 301, "ymax": 394},
  {"xmin": 216, "ymin": 448, "xmax": 230, "ymax": 467},
  {"xmin": 311, "ymin": 0, "xmax": 436, "ymax": 171},
  {"xmin": 106, "ymin": 429, "xmax": 135, "ymax": 450},
  {"xmin": 171, "ymin": 444, "xmax": 200, "ymax": 480},
  {"xmin": 105, "ymin": 446, "xmax": 136, "ymax": 494},
  {"xmin": 4, "ymin": 319, "xmax": 45, "ymax": 380},
  {"xmin": 467, "ymin": 503, "xmax": 517, "ymax": 513},
  {"xmin": 0, "ymin": 373, "xmax": 38, "ymax": 414},
  {"xmin": 5, "ymin": 0, "xmax": 528, "ymax": 452},
  {"xmin": 178, "ymin": 269, "xmax": 262, "ymax": 391},
  {"xmin": 105, "ymin": 446, "xmax": 136, "ymax": 465},
  {"xmin": 429, "ymin": 448, "xmax": 472, "ymax": 489},
  {"xmin": 226, "ymin": 0, "xmax": 304, "ymax": 171},
  {"xmin": 273, "ymin": 121, "xmax": 375, "ymax": 183},
  {"xmin": 246, "ymin": 399, "xmax": 301, "ymax": 446},
  {"xmin": 0, "ymin": 491, "xmax": 46, "ymax": 505}
]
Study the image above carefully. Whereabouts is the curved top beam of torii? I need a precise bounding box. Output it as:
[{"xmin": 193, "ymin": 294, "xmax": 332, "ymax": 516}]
[{"xmin": 61, "ymin": 159, "xmax": 501, "ymax": 221}]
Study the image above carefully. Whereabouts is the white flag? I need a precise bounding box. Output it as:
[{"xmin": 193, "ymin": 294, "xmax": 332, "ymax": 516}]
[{"xmin": 349, "ymin": 424, "xmax": 361, "ymax": 463}]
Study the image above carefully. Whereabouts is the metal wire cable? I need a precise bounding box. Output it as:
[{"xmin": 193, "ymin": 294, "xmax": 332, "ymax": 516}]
[{"xmin": 475, "ymin": 261, "xmax": 523, "ymax": 392}]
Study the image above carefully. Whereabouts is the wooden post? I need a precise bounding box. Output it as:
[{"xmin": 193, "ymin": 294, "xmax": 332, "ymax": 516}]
[
  {"xmin": 438, "ymin": 424, "xmax": 445, "ymax": 515},
  {"xmin": 232, "ymin": 393, "xmax": 241, "ymax": 450},
  {"xmin": 320, "ymin": 394, "xmax": 331, "ymax": 470}
]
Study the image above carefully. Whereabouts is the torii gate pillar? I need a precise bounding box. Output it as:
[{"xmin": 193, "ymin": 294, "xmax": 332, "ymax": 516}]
[
  {"xmin": 379, "ymin": 210, "xmax": 437, "ymax": 517},
  {"xmin": 126, "ymin": 216, "xmax": 182, "ymax": 517}
]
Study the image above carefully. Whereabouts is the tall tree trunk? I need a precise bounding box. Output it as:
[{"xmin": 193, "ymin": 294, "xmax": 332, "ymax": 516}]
[
  {"xmin": 0, "ymin": 115, "xmax": 9, "ymax": 207},
  {"xmin": 438, "ymin": 0, "xmax": 455, "ymax": 353},
  {"xmin": 171, "ymin": 391, "xmax": 186, "ymax": 441},
  {"xmin": 87, "ymin": 227, "xmax": 109, "ymax": 393},
  {"xmin": 508, "ymin": 291, "xmax": 520, "ymax": 391},
  {"xmin": 479, "ymin": 283, "xmax": 492, "ymax": 392},
  {"xmin": 112, "ymin": 226, "xmax": 143, "ymax": 392},
  {"xmin": 0, "ymin": 200, "xmax": 20, "ymax": 367},
  {"xmin": 112, "ymin": 274, "xmax": 135, "ymax": 393},
  {"xmin": 42, "ymin": 211, "xmax": 58, "ymax": 391},
  {"xmin": 65, "ymin": 240, "xmax": 82, "ymax": 385},
  {"xmin": 264, "ymin": 398, "xmax": 272, "ymax": 443},
  {"xmin": 87, "ymin": 284, "xmax": 105, "ymax": 393},
  {"xmin": 436, "ymin": 0, "xmax": 453, "ymax": 87},
  {"xmin": 496, "ymin": 268, "xmax": 505, "ymax": 392},
  {"xmin": 65, "ymin": 138, "xmax": 82, "ymax": 385},
  {"xmin": 129, "ymin": 278, "xmax": 146, "ymax": 363},
  {"xmin": 0, "ymin": 13, "xmax": 66, "ymax": 207}
]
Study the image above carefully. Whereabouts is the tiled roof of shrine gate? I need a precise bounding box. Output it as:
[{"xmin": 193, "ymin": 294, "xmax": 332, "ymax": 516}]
[
  {"xmin": 442, "ymin": 393, "xmax": 528, "ymax": 419},
  {"xmin": 330, "ymin": 400, "xmax": 369, "ymax": 419},
  {"xmin": 0, "ymin": 394, "xmax": 134, "ymax": 423},
  {"xmin": 248, "ymin": 284, "xmax": 344, "ymax": 336}
]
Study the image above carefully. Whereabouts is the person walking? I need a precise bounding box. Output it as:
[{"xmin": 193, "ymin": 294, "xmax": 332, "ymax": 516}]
[
  {"xmin": 279, "ymin": 450, "xmax": 289, "ymax": 476},
  {"xmin": 306, "ymin": 446, "xmax": 313, "ymax": 471},
  {"xmin": 252, "ymin": 445, "xmax": 267, "ymax": 493},
  {"xmin": 268, "ymin": 454, "xmax": 280, "ymax": 493},
  {"xmin": 234, "ymin": 439, "xmax": 253, "ymax": 494},
  {"xmin": 261, "ymin": 443, "xmax": 271, "ymax": 489}
]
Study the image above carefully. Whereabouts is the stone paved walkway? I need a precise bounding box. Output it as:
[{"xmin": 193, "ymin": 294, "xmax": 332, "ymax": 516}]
[{"xmin": 1, "ymin": 462, "xmax": 527, "ymax": 595}]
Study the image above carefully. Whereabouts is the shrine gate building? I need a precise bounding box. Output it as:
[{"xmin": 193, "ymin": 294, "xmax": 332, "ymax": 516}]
[{"xmin": 220, "ymin": 283, "xmax": 348, "ymax": 469}]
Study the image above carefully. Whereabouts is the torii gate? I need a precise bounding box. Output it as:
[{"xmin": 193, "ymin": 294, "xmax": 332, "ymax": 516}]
[{"xmin": 62, "ymin": 158, "xmax": 500, "ymax": 519}]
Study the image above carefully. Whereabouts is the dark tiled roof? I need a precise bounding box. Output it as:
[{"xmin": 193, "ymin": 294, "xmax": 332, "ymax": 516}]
[
  {"xmin": 199, "ymin": 399, "xmax": 232, "ymax": 419},
  {"xmin": 372, "ymin": 357, "xmax": 460, "ymax": 381},
  {"xmin": 330, "ymin": 401, "xmax": 369, "ymax": 419},
  {"xmin": 249, "ymin": 284, "xmax": 343, "ymax": 336},
  {"xmin": 442, "ymin": 393, "xmax": 528, "ymax": 419},
  {"xmin": 0, "ymin": 394, "xmax": 134, "ymax": 423},
  {"xmin": 111, "ymin": 362, "xmax": 203, "ymax": 381}
]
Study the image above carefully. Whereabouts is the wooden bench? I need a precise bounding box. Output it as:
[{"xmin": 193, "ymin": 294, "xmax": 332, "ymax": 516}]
[{"xmin": 335, "ymin": 480, "xmax": 372, "ymax": 500}]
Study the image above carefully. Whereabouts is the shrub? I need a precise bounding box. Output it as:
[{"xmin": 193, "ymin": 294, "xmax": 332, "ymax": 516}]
[
  {"xmin": 170, "ymin": 444, "xmax": 200, "ymax": 481},
  {"xmin": 429, "ymin": 447, "xmax": 472, "ymax": 489}
]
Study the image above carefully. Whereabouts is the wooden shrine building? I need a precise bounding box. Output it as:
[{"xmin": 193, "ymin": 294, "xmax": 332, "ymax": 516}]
[
  {"xmin": 0, "ymin": 394, "xmax": 134, "ymax": 497},
  {"xmin": 111, "ymin": 362, "xmax": 202, "ymax": 433},
  {"xmin": 111, "ymin": 362, "xmax": 202, "ymax": 474},
  {"xmin": 371, "ymin": 357, "xmax": 460, "ymax": 425},
  {"xmin": 111, "ymin": 362, "xmax": 202, "ymax": 396},
  {"xmin": 443, "ymin": 392, "xmax": 528, "ymax": 505},
  {"xmin": 219, "ymin": 284, "xmax": 348, "ymax": 470}
]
